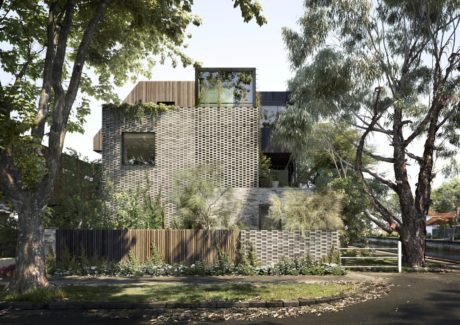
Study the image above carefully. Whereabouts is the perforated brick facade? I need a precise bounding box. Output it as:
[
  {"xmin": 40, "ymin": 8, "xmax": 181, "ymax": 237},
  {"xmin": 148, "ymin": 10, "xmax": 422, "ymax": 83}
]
[
  {"xmin": 102, "ymin": 106, "xmax": 259, "ymax": 224},
  {"xmin": 240, "ymin": 230, "xmax": 340, "ymax": 266}
]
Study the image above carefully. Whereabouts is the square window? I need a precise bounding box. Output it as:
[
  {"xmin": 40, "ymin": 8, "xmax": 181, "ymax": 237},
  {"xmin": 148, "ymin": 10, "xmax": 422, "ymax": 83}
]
[
  {"xmin": 122, "ymin": 133, "xmax": 155, "ymax": 166},
  {"xmin": 196, "ymin": 68, "xmax": 256, "ymax": 107}
]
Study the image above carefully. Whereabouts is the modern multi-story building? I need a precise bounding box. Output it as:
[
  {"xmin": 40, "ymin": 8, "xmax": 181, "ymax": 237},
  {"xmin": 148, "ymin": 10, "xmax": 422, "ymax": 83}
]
[{"xmin": 93, "ymin": 67, "xmax": 302, "ymax": 229}]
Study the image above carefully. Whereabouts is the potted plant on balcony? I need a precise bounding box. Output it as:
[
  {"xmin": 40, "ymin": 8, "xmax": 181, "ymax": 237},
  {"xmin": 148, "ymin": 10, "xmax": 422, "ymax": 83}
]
[{"xmin": 259, "ymin": 153, "xmax": 272, "ymax": 187}]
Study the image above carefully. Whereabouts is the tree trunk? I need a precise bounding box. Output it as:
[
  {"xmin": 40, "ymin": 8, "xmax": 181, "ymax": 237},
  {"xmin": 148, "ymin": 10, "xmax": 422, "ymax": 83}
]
[
  {"xmin": 7, "ymin": 198, "xmax": 48, "ymax": 293},
  {"xmin": 400, "ymin": 211, "xmax": 426, "ymax": 267}
]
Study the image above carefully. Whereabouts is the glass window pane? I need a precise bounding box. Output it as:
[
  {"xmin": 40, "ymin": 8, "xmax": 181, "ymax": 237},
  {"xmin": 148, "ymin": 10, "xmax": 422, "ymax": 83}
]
[
  {"xmin": 122, "ymin": 133, "xmax": 155, "ymax": 166},
  {"xmin": 197, "ymin": 69, "xmax": 255, "ymax": 106}
]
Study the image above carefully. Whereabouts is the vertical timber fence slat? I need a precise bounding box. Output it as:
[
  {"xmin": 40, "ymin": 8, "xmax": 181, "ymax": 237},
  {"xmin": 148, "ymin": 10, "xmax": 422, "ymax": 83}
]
[{"xmin": 55, "ymin": 229, "xmax": 339, "ymax": 266}]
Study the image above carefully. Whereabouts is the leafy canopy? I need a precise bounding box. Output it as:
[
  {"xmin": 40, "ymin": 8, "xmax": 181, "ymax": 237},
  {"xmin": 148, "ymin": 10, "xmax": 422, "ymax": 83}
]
[
  {"xmin": 431, "ymin": 178, "xmax": 460, "ymax": 213},
  {"xmin": 281, "ymin": 0, "xmax": 460, "ymax": 242},
  {"xmin": 0, "ymin": 0, "xmax": 266, "ymax": 189}
]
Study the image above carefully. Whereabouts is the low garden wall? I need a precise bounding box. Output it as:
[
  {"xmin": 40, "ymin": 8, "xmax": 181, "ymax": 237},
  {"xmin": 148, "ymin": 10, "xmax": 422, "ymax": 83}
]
[
  {"xmin": 240, "ymin": 230, "xmax": 340, "ymax": 266},
  {"xmin": 46, "ymin": 229, "xmax": 340, "ymax": 267}
]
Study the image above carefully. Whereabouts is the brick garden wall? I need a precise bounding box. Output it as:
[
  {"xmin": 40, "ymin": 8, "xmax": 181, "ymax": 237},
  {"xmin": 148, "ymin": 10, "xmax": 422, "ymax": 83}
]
[{"xmin": 240, "ymin": 230, "xmax": 340, "ymax": 266}]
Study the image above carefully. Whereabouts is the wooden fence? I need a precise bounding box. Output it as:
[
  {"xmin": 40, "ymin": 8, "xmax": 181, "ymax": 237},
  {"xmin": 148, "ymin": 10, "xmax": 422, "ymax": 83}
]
[{"xmin": 56, "ymin": 229, "xmax": 238, "ymax": 265}]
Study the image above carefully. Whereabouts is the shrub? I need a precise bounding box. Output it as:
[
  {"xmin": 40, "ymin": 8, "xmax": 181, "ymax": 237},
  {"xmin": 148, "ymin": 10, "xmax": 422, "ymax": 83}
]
[
  {"xmin": 235, "ymin": 240, "xmax": 259, "ymax": 275},
  {"xmin": 269, "ymin": 189, "xmax": 344, "ymax": 234},
  {"xmin": 49, "ymin": 243, "xmax": 345, "ymax": 277},
  {"xmin": 171, "ymin": 165, "xmax": 239, "ymax": 230},
  {"xmin": 112, "ymin": 176, "xmax": 165, "ymax": 229},
  {"xmin": 45, "ymin": 246, "xmax": 56, "ymax": 276}
]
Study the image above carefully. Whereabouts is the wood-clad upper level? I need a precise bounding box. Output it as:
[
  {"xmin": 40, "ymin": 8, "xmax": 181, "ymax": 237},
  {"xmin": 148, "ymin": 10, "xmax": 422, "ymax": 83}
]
[
  {"xmin": 93, "ymin": 129, "xmax": 102, "ymax": 153},
  {"xmin": 123, "ymin": 81, "xmax": 195, "ymax": 106},
  {"xmin": 93, "ymin": 81, "xmax": 195, "ymax": 153}
]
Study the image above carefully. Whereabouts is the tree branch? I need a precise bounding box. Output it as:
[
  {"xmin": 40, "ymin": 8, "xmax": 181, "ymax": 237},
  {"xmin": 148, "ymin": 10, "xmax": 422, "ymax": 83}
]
[
  {"xmin": 361, "ymin": 166, "xmax": 398, "ymax": 191},
  {"xmin": 32, "ymin": 1, "xmax": 58, "ymax": 139},
  {"xmin": 45, "ymin": 0, "xmax": 106, "ymax": 199},
  {"xmin": 0, "ymin": 150, "xmax": 22, "ymax": 204},
  {"xmin": 362, "ymin": 148, "xmax": 395, "ymax": 163},
  {"xmin": 403, "ymin": 151, "xmax": 421, "ymax": 163},
  {"xmin": 364, "ymin": 209, "xmax": 398, "ymax": 233}
]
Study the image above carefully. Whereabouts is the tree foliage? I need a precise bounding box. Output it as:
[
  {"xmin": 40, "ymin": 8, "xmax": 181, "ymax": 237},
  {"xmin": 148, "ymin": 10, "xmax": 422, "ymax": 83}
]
[
  {"xmin": 0, "ymin": 0, "xmax": 266, "ymax": 293},
  {"xmin": 44, "ymin": 149, "xmax": 104, "ymax": 229},
  {"xmin": 269, "ymin": 190, "xmax": 344, "ymax": 234},
  {"xmin": 282, "ymin": 0, "xmax": 460, "ymax": 266},
  {"xmin": 431, "ymin": 178, "xmax": 460, "ymax": 213},
  {"xmin": 273, "ymin": 121, "xmax": 374, "ymax": 243}
]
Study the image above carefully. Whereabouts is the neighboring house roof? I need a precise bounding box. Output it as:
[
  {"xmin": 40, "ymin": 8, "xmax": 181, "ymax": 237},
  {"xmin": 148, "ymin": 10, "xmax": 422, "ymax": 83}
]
[{"xmin": 426, "ymin": 208, "xmax": 460, "ymax": 226}]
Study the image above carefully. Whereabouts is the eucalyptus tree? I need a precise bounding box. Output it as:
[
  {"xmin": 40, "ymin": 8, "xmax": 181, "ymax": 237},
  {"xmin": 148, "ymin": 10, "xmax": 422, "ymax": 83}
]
[
  {"xmin": 273, "ymin": 121, "xmax": 375, "ymax": 244},
  {"xmin": 0, "ymin": 0, "xmax": 265, "ymax": 293},
  {"xmin": 431, "ymin": 178, "xmax": 460, "ymax": 213},
  {"xmin": 282, "ymin": 0, "xmax": 460, "ymax": 266}
]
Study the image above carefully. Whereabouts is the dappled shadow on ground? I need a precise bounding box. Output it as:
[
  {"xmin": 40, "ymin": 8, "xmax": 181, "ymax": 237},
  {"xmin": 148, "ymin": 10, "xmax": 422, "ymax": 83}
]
[
  {"xmin": 379, "ymin": 288, "xmax": 460, "ymax": 324},
  {"xmin": 373, "ymin": 273, "xmax": 460, "ymax": 325},
  {"xmin": 106, "ymin": 283, "xmax": 261, "ymax": 303}
]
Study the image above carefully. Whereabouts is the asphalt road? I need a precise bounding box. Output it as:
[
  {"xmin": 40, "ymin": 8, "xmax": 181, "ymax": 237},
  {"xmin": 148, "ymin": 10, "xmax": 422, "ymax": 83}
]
[
  {"xmin": 219, "ymin": 272, "xmax": 460, "ymax": 325},
  {"xmin": 1, "ymin": 272, "xmax": 459, "ymax": 325}
]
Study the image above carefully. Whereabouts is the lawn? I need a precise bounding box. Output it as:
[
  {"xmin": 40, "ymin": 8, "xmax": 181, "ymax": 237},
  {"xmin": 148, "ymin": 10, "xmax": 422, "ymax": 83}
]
[{"xmin": 0, "ymin": 282, "xmax": 357, "ymax": 303}]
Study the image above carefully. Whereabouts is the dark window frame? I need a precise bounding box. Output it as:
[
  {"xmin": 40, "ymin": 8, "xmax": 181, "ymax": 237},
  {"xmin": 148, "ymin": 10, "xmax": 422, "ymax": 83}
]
[
  {"xmin": 195, "ymin": 67, "xmax": 257, "ymax": 107},
  {"xmin": 121, "ymin": 132, "xmax": 156, "ymax": 167}
]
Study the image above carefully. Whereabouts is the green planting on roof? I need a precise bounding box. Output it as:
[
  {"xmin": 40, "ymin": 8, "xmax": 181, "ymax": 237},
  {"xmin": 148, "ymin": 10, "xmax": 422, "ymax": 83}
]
[{"xmin": 103, "ymin": 102, "xmax": 177, "ymax": 122}]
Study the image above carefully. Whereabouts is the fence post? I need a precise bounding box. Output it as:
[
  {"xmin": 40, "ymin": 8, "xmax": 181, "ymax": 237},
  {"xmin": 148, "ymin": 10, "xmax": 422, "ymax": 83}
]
[{"xmin": 397, "ymin": 241, "xmax": 402, "ymax": 273}]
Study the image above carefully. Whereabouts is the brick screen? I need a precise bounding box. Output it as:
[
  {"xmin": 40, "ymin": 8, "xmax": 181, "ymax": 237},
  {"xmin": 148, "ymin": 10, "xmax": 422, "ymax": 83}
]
[
  {"xmin": 240, "ymin": 230, "xmax": 340, "ymax": 266},
  {"xmin": 102, "ymin": 106, "xmax": 259, "ymax": 224}
]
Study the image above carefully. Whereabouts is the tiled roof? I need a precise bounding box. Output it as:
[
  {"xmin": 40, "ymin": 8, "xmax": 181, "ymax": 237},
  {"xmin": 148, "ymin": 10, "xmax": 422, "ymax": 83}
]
[{"xmin": 426, "ymin": 208, "xmax": 459, "ymax": 226}]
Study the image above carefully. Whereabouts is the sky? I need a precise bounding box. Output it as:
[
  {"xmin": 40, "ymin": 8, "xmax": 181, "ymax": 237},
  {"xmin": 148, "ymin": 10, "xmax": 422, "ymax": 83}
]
[{"xmin": 64, "ymin": 0, "xmax": 305, "ymax": 161}]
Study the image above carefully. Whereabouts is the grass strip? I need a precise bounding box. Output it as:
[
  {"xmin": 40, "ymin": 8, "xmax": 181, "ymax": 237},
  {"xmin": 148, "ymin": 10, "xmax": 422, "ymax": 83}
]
[{"xmin": 0, "ymin": 282, "xmax": 357, "ymax": 303}]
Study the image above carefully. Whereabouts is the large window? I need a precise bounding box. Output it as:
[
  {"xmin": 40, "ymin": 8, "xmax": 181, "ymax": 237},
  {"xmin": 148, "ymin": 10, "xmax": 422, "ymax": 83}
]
[
  {"xmin": 196, "ymin": 68, "xmax": 256, "ymax": 107},
  {"xmin": 122, "ymin": 133, "xmax": 155, "ymax": 166}
]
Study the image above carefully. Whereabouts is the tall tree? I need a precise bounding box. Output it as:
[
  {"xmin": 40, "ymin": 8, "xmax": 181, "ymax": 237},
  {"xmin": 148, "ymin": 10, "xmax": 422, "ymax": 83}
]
[
  {"xmin": 282, "ymin": 0, "xmax": 460, "ymax": 266},
  {"xmin": 0, "ymin": 0, "xmax": 266, "ymax": 293},
  {"xmin": 273, "ymin": 121, "xmax": 376, "ymax": 244}
]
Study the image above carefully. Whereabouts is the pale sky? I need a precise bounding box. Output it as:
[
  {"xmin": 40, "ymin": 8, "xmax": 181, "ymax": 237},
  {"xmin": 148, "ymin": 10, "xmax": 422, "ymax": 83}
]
[{"xmin": 64, "ymin": 0, "xmax": 305, "ymax": 161}]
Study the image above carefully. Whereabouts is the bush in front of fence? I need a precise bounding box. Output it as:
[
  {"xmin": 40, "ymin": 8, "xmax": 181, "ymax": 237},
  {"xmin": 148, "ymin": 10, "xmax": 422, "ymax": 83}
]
[{"xmin": 47, "ymin": 245, "xmax": 345, "ymax": 277}]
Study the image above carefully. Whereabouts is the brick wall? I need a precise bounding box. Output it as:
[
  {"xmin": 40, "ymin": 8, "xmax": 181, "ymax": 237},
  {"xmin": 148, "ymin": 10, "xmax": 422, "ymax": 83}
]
[
  {"xmin": 102, "ymin": 106, "xmax": 259, "ymax": 224},
  {"xmin": 240, "ymin": 230, "xmax": 340, "ymax": 266}
]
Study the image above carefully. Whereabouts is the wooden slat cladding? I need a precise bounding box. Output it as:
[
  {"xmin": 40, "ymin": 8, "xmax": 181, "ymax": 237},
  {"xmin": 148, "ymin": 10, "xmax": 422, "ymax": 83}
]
[
  {"xmin": 56, "ymin": 229, "xmax": 237, "ymax": 265},
  {"xmin": 92, "ymin": 81, "xmax": 195, "ymax": 153},
  {"xmin": 93, "ymin": 129, "xmax": 102, "ymax": 153},
  {"xmin": 123, "ymin": 81, "xmax": 195, "ymax": 107}
]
